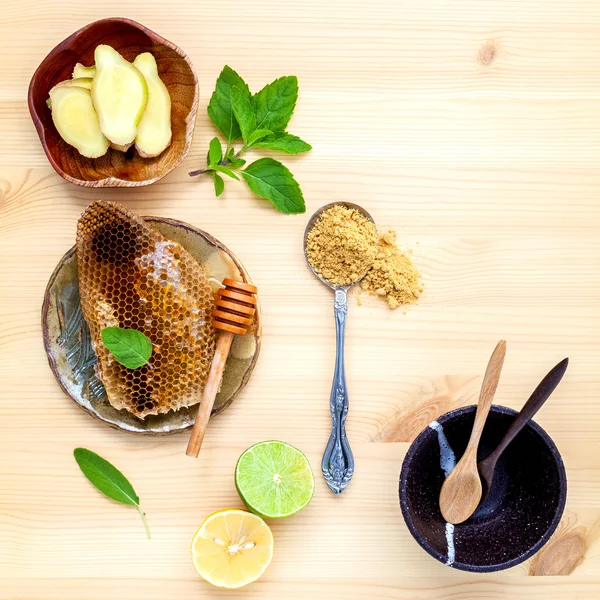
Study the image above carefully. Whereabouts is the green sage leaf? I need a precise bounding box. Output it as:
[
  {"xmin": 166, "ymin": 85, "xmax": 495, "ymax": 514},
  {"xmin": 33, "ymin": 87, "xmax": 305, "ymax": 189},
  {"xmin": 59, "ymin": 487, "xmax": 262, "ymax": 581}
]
[
  {"xmin": 246, "ymin": 128, "xmax": 272, "ymax": 147},
  {"xmin": 254, "ymin": 76, "xmax": 298, "ymax": 132},
  {"xmin": 207, "ymin": 66, "xmax": 251, "ymax": 142},
  {"xmin": 242, "ymin": 158, "xmax": 306, "ymax": 214},
  {"xmin": 208, "ymin": 137, "xmax": 223, "ymax": 166},
  {"xmin": 74, "ymin": 448, "xmax": 150, "ymax": 538},
  {"xmin": 213, "ymin": 165, "xmax": 240, "ymax": 180},
  {"xmin": 231, "ymin": 86, "xmax": 256, "ymax": 143},
  {"xmin": 252, "ymin": 132, "xmax": 312, "ymax": 154},
  {"xmin": 74, "ymin": 448, "xmax": 139, "ymax": 505},
  {"xmin": 101, "ymin": 327, "xmax": 152, "ymax": 369},
  {"xmin": 211, "ymin": 172, "xmax": 225, "ymax": 196}
]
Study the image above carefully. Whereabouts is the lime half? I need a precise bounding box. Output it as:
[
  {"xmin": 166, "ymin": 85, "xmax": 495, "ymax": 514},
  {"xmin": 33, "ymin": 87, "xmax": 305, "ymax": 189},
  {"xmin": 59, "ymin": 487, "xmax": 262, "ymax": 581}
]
[{"xmin": 235, "ymin": 441, "xmax": 315, "ymax": 519}]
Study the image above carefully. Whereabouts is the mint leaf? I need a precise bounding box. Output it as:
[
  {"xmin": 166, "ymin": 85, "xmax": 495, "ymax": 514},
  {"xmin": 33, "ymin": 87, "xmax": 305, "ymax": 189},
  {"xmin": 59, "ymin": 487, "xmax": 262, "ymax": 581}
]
[
  {"xmin": 231, "ymin": 86, "xmax": 256, "ymax": 143},
  {"xmin": 229, "ymin": 158, "xmax": 246, "ymax": 167},
  {"xmin": 254, "ymin": 76, "xmax": 298, "ymax": 132},
  {"xmin": 207, "ymin": 66, "xmax": 251, "ymax": 142},
  {"xmin": 208, "ymin": 137, "xmax": 222, "ymax": 166},
  {"xmin": 242, "ymin": 158, "xmax": 305, "ymax": 214},
  {"xmin": 211, "ymin": 172, "xmax": 225, "ymax": 196},
  {"xmin": 247, "ymin": 128, "xmax": 272, "ymax": 146},
  {"xmin": 213, "ymin": 165, "xmax": 240, "ymax": 180},
  {"xmin": 101, "ymin": 327, "xmax": 152, "ymax": 369},
  {"xmin": 74, "ymin": 448, "xmax": 150, "ymax": 538},
  {"xmin": 252, "ymin": 132, "xmax": 312, "ymax": 154}
]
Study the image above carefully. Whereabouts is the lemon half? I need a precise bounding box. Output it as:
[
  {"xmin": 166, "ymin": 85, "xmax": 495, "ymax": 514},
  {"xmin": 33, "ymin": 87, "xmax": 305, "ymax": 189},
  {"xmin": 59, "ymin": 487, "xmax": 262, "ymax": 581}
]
[{"xmin": 191, "ymin": 509, "xmax": 274, "ymax": 588}]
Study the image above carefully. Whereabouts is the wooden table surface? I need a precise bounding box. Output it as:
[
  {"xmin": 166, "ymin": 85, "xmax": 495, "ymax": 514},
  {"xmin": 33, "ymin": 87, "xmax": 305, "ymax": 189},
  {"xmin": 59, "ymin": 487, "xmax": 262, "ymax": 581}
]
[{"xmin": 2, "ymin": 1, "xmax": 600, "ymax": 598}]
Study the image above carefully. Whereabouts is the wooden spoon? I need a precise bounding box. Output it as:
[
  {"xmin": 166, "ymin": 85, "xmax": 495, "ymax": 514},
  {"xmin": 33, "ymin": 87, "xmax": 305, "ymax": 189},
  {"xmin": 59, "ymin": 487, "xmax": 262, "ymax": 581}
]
[
  {"xmin": 439, "ymin": 340, "xmax": 506, "ymax": 524},
  {"xmin": 478, "ymin": 357, "xmax": 569, "ymax": 500}
]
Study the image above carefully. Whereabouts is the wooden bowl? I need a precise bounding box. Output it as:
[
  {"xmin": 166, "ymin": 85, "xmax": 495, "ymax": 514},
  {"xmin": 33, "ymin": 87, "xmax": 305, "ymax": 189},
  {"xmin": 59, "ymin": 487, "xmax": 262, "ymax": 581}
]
[
  {"xmin": 42, "ymin": 217, "xmax": 261, "ymax": 435},
  {"xmin": 28, "ymin": 18, "xmax": 198, "ymax": 187}
]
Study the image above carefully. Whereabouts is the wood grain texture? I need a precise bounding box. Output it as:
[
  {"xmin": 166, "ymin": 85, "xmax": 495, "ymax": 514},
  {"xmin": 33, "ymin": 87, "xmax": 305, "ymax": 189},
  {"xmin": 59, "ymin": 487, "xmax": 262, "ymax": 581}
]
[{"xmin": 2, "ymin": 0, "xmax": 600, "ymax": 598}]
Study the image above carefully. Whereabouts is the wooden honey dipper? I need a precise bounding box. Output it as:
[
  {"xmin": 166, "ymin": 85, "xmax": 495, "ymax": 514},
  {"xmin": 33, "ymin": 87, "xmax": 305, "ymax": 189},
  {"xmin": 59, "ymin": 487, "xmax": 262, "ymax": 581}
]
[{"xmin": 186, "ymin": 278, "xmax": 258, "ymax": 457}]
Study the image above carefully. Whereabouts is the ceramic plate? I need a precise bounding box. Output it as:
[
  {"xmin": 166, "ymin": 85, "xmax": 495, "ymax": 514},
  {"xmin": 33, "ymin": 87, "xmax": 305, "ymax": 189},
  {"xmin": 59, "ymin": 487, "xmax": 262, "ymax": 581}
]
[{"xmin": 42, "ymin": 216, "xmax": 261, "ymax": 435}]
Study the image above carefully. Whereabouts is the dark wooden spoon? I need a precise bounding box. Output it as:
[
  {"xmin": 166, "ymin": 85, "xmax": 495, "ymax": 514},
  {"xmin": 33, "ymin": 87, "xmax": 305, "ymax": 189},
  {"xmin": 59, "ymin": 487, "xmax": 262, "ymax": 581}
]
[{"xmin": 478, "ymin": 357, "xmax": 569, "ymax": 500}]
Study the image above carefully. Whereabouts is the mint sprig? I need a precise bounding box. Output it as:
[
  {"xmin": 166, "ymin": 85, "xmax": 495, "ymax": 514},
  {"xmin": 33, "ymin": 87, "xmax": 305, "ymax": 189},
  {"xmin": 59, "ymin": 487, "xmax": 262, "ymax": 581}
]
[{"xmin": 190, "ymin": 66, "xmax": 311, "ymax": 214}]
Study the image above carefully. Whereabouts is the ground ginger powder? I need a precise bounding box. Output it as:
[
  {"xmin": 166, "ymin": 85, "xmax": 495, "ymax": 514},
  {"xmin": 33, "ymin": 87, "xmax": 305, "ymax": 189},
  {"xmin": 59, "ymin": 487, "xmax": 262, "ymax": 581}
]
[
  {"xmin": 360, "ymin": 230, "xmax": 423, "ymax": 309},
  {"xmin": 306, "ymin": 204, "xmax": 423, "ymax": 309},
  {"xmin": 306, "ymin": 205, "xmax": 378, "ymax": 286}
]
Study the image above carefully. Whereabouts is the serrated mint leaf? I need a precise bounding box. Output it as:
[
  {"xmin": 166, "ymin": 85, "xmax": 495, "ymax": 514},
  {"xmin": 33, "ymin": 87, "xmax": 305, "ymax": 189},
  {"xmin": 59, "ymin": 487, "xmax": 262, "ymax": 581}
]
[
  {"xmin": 254, "ymin": 76, "xmax": 298, "ymax": 132},
  {"xmin": 247, "ymin": 128, "xmax": 272, "ymax": 146},
  {"xmin": 74, "ymin": 448, "xmax": 151, "ymax": 538},
  {"xmin": 213, "ymin": 165, "xmax": 240, "ymax": 180},
  {"xmin": 231, "ymin": 86, "xmax": 256, "ymax": 143},
  {"xmin": 207, "ymin": 66, "xmax": 251, "ymax": 142},
  {"xmin": 208, "ymin": 137, "xmax": 222, "ymax": 166},
  {"xmin": 101, "ymin": 327, "xmax": 152, "ymax": 370},
  {"xmin": 242, "ymin": 158, "xmax": 305, "ymax": 214},
  {"xmin": 252, "ymin": 132, "xmax": 312, "ymax": 154},
  {"xmin": 211, "ymin": 172, "xmax": 225, "ymax": 196}
]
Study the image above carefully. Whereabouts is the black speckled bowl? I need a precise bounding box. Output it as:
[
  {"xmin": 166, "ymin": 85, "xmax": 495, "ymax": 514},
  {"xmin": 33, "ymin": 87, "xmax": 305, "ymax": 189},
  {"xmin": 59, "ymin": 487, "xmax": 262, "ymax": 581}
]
[{"xmin": 399, "ymin": 405, "xmax": 566, "ymax": 572}]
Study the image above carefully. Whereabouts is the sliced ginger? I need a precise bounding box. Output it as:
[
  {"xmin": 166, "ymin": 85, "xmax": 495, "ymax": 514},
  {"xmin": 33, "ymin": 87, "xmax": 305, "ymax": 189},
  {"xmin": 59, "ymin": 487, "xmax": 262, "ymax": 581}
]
[
  {"xmin": 73, "ymin": 63, "xmax": 96, "ymax": 79},
  {"xmin": 133, "ymin": 53, "xmax": 172, "ymax": 158},
  {"xmin": 49, "ymin": 86, "xmax": 109, "ymax": 158},
  {"xmin": 47, "ymin": 46, "xmax": 171, "ymax": 159},
  {"xmin": 55, "ymin": 77, "xmax": 93, "ymax": 91},
  {"xmin": 91, "ymin": 45, "xmax": 148, "ymax": 146},
  {"xmin": 47, "ymin": 78, "xmax": 93, "ymax": 109},
  {"xmin": 110, "ymin": 142, "xmax": 133, "ymax": 152}
]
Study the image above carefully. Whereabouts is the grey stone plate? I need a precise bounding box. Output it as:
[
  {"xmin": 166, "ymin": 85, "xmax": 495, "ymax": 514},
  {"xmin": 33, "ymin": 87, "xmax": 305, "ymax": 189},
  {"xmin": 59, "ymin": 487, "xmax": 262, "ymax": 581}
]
[{"xmin": 42, "ymin": 216, "xmax": 261, "ymax": 435}]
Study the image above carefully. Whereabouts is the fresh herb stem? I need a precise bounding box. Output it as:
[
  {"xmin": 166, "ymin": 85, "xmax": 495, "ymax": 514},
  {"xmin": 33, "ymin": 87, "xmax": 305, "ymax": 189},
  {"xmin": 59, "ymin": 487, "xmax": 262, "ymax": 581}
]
[
  {"xmin": 189, "ymin": 149, "xmax": 244, "ymax": 177},
  {"xmin": 137, "ymin": 505, "xmax": 151, "ymax": 539}
]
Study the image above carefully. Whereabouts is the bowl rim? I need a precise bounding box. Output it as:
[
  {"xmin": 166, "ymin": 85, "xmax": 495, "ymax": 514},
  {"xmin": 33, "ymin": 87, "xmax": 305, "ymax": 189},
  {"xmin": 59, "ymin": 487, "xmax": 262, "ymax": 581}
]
[
  {"xmin": 27, "ymin": 17, "xmax": 199, "ymax": 188},
  {"xmin": 41, "ymin": 215, "xmax": 262, "ymax": 435},
  {"xmin": 399, "ymin": 404, "xmax": 567, "ymax": 573}
]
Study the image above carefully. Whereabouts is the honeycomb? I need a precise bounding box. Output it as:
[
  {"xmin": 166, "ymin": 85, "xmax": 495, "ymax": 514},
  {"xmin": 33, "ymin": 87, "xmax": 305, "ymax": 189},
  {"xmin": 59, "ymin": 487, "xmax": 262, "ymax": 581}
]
[{"xmin": 76, "ymin": 200, "xmax": 216, "ymax": 419}]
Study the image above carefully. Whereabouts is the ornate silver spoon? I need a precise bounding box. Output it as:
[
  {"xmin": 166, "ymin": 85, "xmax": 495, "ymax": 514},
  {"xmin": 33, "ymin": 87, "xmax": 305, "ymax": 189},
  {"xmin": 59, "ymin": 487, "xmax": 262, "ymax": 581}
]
[{"xmin": 303, "ymin": 202, "xmax": 377, "ymax": 494}]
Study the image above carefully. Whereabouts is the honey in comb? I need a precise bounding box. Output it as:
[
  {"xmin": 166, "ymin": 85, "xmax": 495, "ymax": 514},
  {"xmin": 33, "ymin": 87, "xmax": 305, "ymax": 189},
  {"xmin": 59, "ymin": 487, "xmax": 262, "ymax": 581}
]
[{"xmin": 76, "ymin": 200, "xmax": 216, "ymax": 418}]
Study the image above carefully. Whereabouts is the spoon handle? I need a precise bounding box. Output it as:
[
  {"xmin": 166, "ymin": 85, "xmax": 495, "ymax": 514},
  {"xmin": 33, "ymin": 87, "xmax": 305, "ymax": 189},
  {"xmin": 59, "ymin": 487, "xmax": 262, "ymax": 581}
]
[
  {"xmin": 485, "ymin": 357, "xmax": 569, "ymax": 464},
  {"xmin": 466, "ymin": 340, "xmax": 507, "ymax": 454},
  {"xmin": 322, "ymin": 289, "xmax": 354, "ymax": 494}
]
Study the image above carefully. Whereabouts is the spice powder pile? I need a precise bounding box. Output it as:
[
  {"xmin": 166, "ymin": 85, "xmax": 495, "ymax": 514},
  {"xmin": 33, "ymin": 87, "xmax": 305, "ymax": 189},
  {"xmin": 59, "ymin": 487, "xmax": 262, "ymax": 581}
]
[
  {"xmin": 306, "ymin": 204, "xmax": 423, "ymax": 309},
  {"xmin": 306, "ymin": 205, "xmax": 378, "ymax": 286},
  {"xmin": 360, "ymin": 230, "xmax": 423, "ymax": 309}
]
